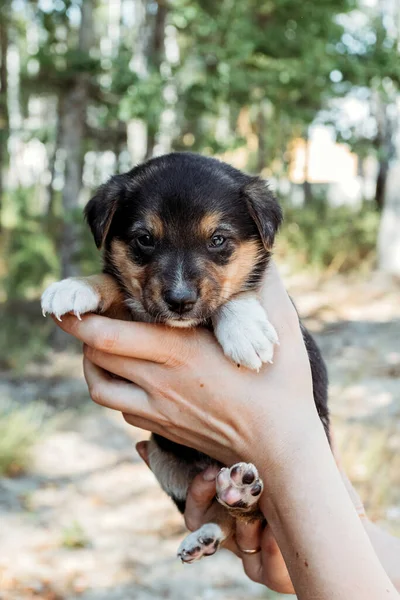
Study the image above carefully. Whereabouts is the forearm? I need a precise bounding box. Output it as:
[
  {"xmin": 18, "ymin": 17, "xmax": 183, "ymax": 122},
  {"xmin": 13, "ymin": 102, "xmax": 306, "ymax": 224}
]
[
  {"xmin": 364, "ymin": 520, "xmax": 400, "ymax": 593},
  {"xmin": 254, "ymin": 416, "xmax": 399, "ymax": 600}
]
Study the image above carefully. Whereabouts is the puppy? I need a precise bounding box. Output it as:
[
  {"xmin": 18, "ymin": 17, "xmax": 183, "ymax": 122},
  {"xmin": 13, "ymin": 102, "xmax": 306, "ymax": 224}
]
[{"xmin": 41, "ymin": 152, "xmax": 329, "ymax": 563}]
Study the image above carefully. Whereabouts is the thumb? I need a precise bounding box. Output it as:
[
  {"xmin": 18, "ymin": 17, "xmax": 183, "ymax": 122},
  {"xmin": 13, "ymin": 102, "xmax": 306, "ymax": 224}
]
[{"xmin": 184, "ymin": 466, "xmax": 220, "ymax": 532}]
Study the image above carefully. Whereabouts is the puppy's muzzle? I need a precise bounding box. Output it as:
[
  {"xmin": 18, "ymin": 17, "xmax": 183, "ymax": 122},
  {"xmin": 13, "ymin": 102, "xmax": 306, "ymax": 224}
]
[{"xmin": 163, "ymin": 287, "xmax": 198, "ymax": 315}]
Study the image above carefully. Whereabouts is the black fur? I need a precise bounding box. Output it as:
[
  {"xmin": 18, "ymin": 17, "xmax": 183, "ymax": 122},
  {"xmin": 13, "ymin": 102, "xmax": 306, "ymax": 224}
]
[{"xmin": 85, "ymin": 152, "xmax": 329, "ymax": 515}]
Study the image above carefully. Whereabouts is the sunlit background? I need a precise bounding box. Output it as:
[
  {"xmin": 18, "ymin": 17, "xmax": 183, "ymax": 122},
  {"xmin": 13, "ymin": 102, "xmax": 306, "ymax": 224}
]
[{"xmin": 0, "ymin": 0, "xmax": 399, "ymax": 598}]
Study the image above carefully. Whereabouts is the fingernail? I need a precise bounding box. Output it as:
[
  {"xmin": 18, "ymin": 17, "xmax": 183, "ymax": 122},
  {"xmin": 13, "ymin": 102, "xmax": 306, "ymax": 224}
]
[{"xmin": 203, "ymin": 466, "xmax": 219, "ymax": 481}]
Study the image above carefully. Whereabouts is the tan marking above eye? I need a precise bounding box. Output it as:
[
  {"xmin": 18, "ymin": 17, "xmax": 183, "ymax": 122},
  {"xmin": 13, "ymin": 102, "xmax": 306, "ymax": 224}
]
[
  {"xmin": 144, "ymin": 212, "xmax": 164, "ymax": 238},
  {"xmin": 198, "ymin": 212, "xmax": 224, "ymax": 238},
  {"xmin": 220, "ymin": 240, "xmax": 262, "ymax": 299}
]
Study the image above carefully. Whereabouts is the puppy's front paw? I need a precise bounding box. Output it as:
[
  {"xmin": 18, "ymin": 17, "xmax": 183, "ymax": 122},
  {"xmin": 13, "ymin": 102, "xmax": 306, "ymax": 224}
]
[
  {"xmin": 216, "ymin": 463, "xmax": 263, "ymax": 511},
  {"xmin": 177, "ymin": 523, "xmax": 224, "ymax": 564},
  {"xmin": 41, "ymin": 278, "xmax": 100, "ymax": 321},
  {"xmin": 212, "ymin": 295, "xmax": 278, "ymax": 371}
]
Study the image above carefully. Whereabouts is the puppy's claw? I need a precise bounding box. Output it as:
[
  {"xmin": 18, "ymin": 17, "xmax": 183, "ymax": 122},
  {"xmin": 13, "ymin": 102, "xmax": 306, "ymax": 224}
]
[
  {"xmin": 75, "ymin": 311, "xmax": 82, "ymax": 321},
  {"xmin": 42, "ymin": 309, "xmax": 47, "ymax": 317},
  {"xmin": 55, "ymin": 315, "xmax": 62, "ymax": 322},
  {"xmin": 41, "ymin": 278, "xmax": 100, "ymax": 321}
]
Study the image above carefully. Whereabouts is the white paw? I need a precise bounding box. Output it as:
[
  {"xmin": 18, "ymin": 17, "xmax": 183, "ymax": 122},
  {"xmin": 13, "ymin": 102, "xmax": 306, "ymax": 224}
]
[
  {"xmin": 216, "ymin": 463, "xmax": 263, "ymax": 510},
  {"xmin": 41, "ymin": 278, "xmax": 100, "ymax": 321},
  {"xmin": 212, "ymin": 294, "xmax": 279, "ymax": 371},
  {"xmin": 177, "ymin": 523, "xmax": 224, "ymax": 564}
]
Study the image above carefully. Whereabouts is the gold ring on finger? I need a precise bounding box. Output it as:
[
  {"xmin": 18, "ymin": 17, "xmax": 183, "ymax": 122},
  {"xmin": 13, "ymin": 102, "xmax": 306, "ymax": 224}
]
[{"xmin": 239, "ymin": 546, "xmax": 261, "ymax": 555}]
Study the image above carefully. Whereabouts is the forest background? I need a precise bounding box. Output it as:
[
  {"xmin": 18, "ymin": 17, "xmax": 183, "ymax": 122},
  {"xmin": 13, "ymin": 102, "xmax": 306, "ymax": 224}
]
[{"xmin": 0, "ymin": 1, "xmax": 399, "ymax": 599}]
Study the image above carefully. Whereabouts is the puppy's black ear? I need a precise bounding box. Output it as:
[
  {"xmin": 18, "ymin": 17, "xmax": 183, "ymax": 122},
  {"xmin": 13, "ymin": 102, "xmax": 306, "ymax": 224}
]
[
  {"xmin": 84, "ymin": 176, "xmax": 125, "ymax": 249},
  {"xmin": 243, "ymin": 177, "xmax": 283, "ymax": 250}
]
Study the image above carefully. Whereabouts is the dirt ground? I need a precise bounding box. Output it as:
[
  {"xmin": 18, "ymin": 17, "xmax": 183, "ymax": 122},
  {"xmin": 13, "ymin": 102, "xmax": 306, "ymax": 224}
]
[{"xmin": 1, "ymin": 270, "xmax": 399, "ymax": 600}]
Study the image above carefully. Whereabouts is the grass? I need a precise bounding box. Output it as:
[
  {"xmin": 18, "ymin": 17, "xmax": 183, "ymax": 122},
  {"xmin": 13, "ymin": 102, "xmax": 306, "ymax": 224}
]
[
  {"xmin": 0, "ymin": 399, "xmax": 52, "ymax": 476},
  {"xmin": 61, "ymin": 521, "xmax": 90, "ymax": 549},
  {"xmin": 337, "ymin": 421, "xmax": 400, "ymax": 531}
]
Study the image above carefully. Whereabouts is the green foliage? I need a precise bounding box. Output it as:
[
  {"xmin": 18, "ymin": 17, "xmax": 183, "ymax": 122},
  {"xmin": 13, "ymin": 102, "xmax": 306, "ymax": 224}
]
[
  {"xmin": 0, "ymin": 400, "xmax": 51, "ymax": 476},
  {"xmin": 76, "ymin": 225, "xmax": 103, "ymax": 276},
  {"xmin": 172, "ymin": 0, "xmax": 355, "ymax": 152},
  {"xmin": 4, "ymin": 220, "xmax": 59, "ymax": 300},
  {"xmin": 119, "ymin": 70, "xmax": 164, "ymax": 127},
  {"xmin": 278, "ymin": 201, "xmax": 380, "ymax": 273},
  {"xmin": 0, "ymin": 303, "xmax": 53, "ymax": 370},
  {"xmin": 32, "ymin": 48, "xmax": 100, "ymax": 86},
  {"xmin": 0, "ymin": 0, "xmax": 396, "ymax": 365},
  {"xmin": 1, "ymin": 188, "xmax": 100, "ymax": 303}
]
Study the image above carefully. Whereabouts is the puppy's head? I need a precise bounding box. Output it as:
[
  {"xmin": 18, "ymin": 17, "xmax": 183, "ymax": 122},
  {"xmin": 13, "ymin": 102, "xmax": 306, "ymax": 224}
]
[{"xmin": 85, "ymin": 153, "xmax": 282, "ymax": 326}]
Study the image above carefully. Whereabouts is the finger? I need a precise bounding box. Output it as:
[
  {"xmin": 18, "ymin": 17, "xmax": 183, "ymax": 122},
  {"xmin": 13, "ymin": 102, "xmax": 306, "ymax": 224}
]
[
  {"xmin": 221, "ymin": 535, "xmax": 241, "ymax": 557},
  {"xmin": 124, "ymin": 413, "xmax": 204, "ymax": 452},
  {"xmin": 184, "ymin": 467, "xmax": 220, "ymax": 532},
  {"xmin": 122, "ymin": 412, "xmax": 173, "ymax": 439},
  {"xmin": 83, "ymin": 356, "xmax": 151, "ymax": 415},
  {"xmin": 260, "ymin": 261, "xmax": 302, "ymax": 338},
  {"xmin": 136, "ymin": 441, "xmax": 150, "ymax": 467},
  {"xmin": 236, "ymin": 521, "xmax": 293, "ymax": 592},
  {"xmin": 235, "ymin": 519, "xmax": 262, "ymax": 553},
  {"xmin": 235, "ymin": 519, "xmax": 263, "ymax": 584},
  {"xmin": 53, "ymin": 313, "xmax": 191, "ymax": 364},
  {"xmin": 259, "ymin": 526, "xmax": 294, "ymax": 593},
  {"xmin": 83, "ymin": 344, "xmax": 152, "ymax": 390}
]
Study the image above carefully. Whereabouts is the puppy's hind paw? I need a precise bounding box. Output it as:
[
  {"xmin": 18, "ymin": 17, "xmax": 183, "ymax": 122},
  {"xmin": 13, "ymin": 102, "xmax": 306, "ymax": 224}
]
[
  {"xmin": 41, "ymin": 278, "xmax": 100, "ymax": 321},
  {"xmin": 177, "ymin": 523, "xmax": 224, "ymax": 564},
  {"xmin": 216, "ymin": 462, "xmax": 263, "ymax": 511}
]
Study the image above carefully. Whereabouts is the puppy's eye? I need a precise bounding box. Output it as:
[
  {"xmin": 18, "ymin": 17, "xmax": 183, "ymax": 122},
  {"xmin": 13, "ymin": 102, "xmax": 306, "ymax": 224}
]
[
  {"xmin": 209, "ymin": 234, "xmax": 226, "ymax": 248},
  {"xmin": 137, "ymin": 234, "xmax": 155, "ymax": 249}
]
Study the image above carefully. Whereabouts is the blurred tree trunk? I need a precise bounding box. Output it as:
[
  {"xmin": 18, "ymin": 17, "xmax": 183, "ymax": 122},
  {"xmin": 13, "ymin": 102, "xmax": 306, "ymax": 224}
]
[
  {"xmin": 375, "ymin": 0, "xmax": 400, "ymax": 275},
  {"xmin": 372, "ymin": 81, "xmax": 396, "ymax": 211},
  {"xmin": 256, "ymin": 107, "xmax": 267, "ymax": 173},
  {"xmin": 377, "ymin": 159, "xmax": 400, "ymax": 276},
  {"xmin": 59, "ymin": 0, "xmax": 93, "ymax": 279},
  {"xmin": 0, "ymin": 14, "xmax": 9, "ymax": 231},
  {"xmin": 46, "ymin": 104, "xmax": 61, "ymax": 219},
  {"xmin": 375, "ymin": 157, "xmax": 389, "ymax": 210},
  {"xmin": 303, "ymin": 127, "xmax": 313, "ymax": 204},
  {"xmin": 374, "ymin": 100, "xmax": 392, "ymax": 210},
  {"xmin": 144, "ymin": 0, "xmax": 167, "ymax": 160},
  {"xmin": 145, "ymin": 131, "xmax": 157, "ymax": 161}
]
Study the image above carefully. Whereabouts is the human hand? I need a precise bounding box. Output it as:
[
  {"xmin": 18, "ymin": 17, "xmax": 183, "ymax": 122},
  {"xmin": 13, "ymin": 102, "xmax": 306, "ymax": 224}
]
[
  {"xmin": 135, "ymin": 438, "xmax": 294, "ymax": 593},
  {"xmin": 158, "ymin": 440, "xmax": 366, "ymax": 594},
  {"xmin": 53, "ymin": 261, "xmax": 322, "ymax": 468},
  {"xmin": 135, "ymin": 436, "xmax": 368, "ymax": 594},
  {"xmin": 53, "ymin": 266, "xmax": 400, "ymax": 599}
]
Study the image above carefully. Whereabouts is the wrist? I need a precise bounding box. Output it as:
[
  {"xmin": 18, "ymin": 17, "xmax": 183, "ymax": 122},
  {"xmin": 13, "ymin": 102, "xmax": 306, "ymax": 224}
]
[
  {"xmin": 251, "ymin": 410, "xmax": 338, "ymax": 558},
  {"xmin": 235, "ymin": 400, "xmax": 324, "ymax": 472},
  {"xmin": 252, "ymin": 421, "xmax": 398, "ymax": 599}
]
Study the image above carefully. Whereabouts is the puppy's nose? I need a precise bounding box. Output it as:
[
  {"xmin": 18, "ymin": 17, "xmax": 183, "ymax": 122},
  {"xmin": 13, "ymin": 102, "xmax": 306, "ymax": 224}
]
[{"xmin": 164, "ymin": 288, "xmax": 198, "ymax": 315}]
